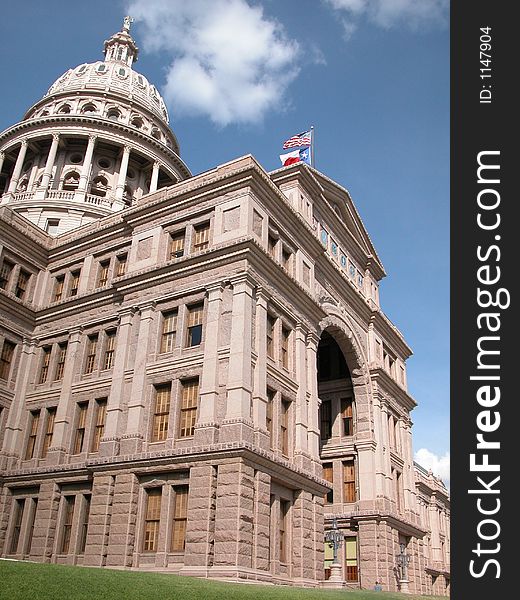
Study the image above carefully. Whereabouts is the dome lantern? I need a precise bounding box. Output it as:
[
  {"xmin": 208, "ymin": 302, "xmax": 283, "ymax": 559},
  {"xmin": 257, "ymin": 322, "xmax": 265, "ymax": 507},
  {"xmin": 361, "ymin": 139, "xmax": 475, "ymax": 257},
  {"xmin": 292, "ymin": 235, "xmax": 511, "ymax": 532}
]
[{"xmin": 103, "ymin": 16, "xmax": 139, "ymax": 67}]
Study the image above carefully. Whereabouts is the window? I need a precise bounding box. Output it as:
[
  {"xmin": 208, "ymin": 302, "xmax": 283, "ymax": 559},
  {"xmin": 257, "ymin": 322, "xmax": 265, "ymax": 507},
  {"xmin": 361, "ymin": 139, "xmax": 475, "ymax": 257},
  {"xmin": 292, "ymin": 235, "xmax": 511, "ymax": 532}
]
[
  {"xmin": 394, "ymin": 469, "xmax": 402, "ymax": 512},
  {"xmin": 79, "ymin": 495, "xmax": 91, "ymax": 554},
  {"xmin": 69, "ymin": 270, "xmax": 80, "ymax": 296},
  {"xmin": 169, "ymin": 231, "xmax": 185, "ymax": 259},
  {"xmin": 171, "ymin": 486, "xmax": 189, "ymax": 552},
  {"xmin": 266, "ymin": 388, "xmax": 275, "ymax": 447},
  {"xmin": 343, "ymin": 460, "xmax": 356, "ymax": 503},
  {"xmin": 39, "ymin": 347, "xmax": 51, "ymax": 384},
  {"xmin": 323, "ymin": 463, "xmax": 334, "ymax": 504},
  {"xmin": 280, "ymin": 399, "xmax": 290, "ymax": 456},
  {"xmin": 25, "ymin": 411, "xmax": 40, "ymax": 460},
  {"xmin": 10, "ymin": 499, "xmax": 25, "ymax": 554},
  {"xmin": 266, "ymin": 315, "xmax": 276, "ymax": 359},
  {"xmin": 143, "ymin": 488, "xmax": 162, "ymax": 552},
  {"xmin": 102, "ymin": 331, "xmax": 116, "ymax": 370},
  {"xmin": 54, "ymin": 343, "xmax": 67, "ymax": 380},
  {"xmin": 26, "ymin": 499, "xmax": 38, "ymax": 555},
  {"xmin": 53, "ymin": 276, "xmax": 65, "ymax": 302},
  {"xmin": 179, "ymin": 379, "xmax": 198, "ymax": 438},
  {"xmin": 268, "ymin": 235, "xmax": 277, "ymax": 258},
  {"xmin": 97, "ymin": 260, "xmax": 110, "ymax": 287},
  {"xmin": 282, "ymin": 247, "xmax": 293, "ymax": 275},
  {"xmin": 84, "ymin": 335, "xmax": 98, "ymax": 374},
  {"xmin": 0, "ymin": 259, "xmax": 14, "ymax": 289},
  {"xmin": 320, "ymin": 400, "xmax": 332, "ymax": 441},
  {"xmin": 279, "ymin": 500, "xmax": 289, "ymax": 563},
  {"xmin": 116, "ymin": 254, "xmax": 127, "ymax": 277},
  {"xmin": 341, "ymin": 399, "xmax": 354, "ymax": 437},
  {"xmin": 160, "ymin": 311, "xmax": 177, "ymax": 353},
  {"xmin": 345, "ymin": 538, "xmax": 358, "ymax": 581},
  {"xmin": 151, "ymin": 384, "xmax": 171, "ymax": 442},
  {"xmin": 107, "ymin": 109, "xmax": 120, "ymax": 121},
  {"xmin": 91, "ymin": 398, "xmax": 107, "ymax": 452},
  {"xmin": 186, "ymin": 304, "xmax": 203, "ymax": 347},
  {"xmin": 388, "ymin": 414, "xmax": 396, "ymax": 451},
  {"xmin": 15, "ymin": 269, "xmax": 30, "ymax": 299},
  {"xmin": 281, "ymin": 327, "xmax": 290, "ymax": 369},
  {"xmin": 61, "ymin": 496, "xmax": 75, "ymax": 554},
  {"xmin": 41, "ymin": 407, "xmax": 56, "ymax": 458},
  {"xmin": 0, "ymin": 339, "xmax": 15, "ymax": 380},
  {"xmin": 45, "ymin": 219, "xmax": 60, "ymax": 235},
  {"xmin": 192, "ymin": 222, "xmax": 210, "ymax": 252},
  {"xmin": 73, "ymin": 403, "xmax": 88, "ymax": 454}
]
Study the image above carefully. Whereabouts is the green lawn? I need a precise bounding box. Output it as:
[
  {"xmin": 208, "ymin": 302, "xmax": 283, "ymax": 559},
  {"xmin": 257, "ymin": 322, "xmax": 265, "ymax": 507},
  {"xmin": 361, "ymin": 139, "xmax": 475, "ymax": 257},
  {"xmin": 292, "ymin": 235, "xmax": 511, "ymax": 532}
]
[{"xmin": 0, "ymin": 559, "xmax": 446, "ymax": 600}]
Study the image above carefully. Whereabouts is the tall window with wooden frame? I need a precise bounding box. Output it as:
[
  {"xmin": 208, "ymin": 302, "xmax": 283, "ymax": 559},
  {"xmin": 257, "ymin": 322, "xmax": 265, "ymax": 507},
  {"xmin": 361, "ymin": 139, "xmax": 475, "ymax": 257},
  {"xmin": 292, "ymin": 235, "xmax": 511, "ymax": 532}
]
[
  {"xmin": 171, "ymin": 486, "xmax": 189, "ymax": 552},
  {"xmin": 0, "ymin": 339, "xmax": 15, "ymax": 380},
  {"xmin": 179, "ymin": 379, "xmax": 199, "ymax": 438},
  {"xmin": 169, "ymin": 230, "xmax": 185, "ymax": 259},
  {"xmin": 73, "ymin": 402, "xmax": 88, "ymax": 454},
  {"xmin": 143, "ymin": 488, "xmax": 162, "ymax": 552},
  {"xmin": 186, "ymin": 304, "xmax": 203, "ymax": 347},
  {"xmin": 266, "ymin": 314, "xmax": 276, "ymax": 359},
  {"xmin": 61, "ymin": 496, "xmax": 75, "ymax": 554},
  {"xmin": 192, "ymin": 222, "xmax": 210, "ymax": 252},
  {"xmin": 26, "ymin": 498, "xmax": 38, "ymax": 555},
  {"xmin": 160, "ymin": 310, "xmax": 177, "ymax": 353},
  {"xmin": 280, "ymin": 398, "xmax": 290, "ymax": 457},
  {"xmin": 322, "ymin": 463, "xmax": 334, "ymax": 504},
  {"xmin": 0, "ymin": 259, "xmax": 13, "ymax": 290},
  {"xmin": 97, "ymin": 260, "xmax": 110, "ymax": 288},
  {"xmin": 341, "ymin": 398, "xmax": 354, "ymax": 437},
  {"xmin": 151, "ymin": 384, "xmax": 171, "ymax": 442},
  {"xmin": 10, "ymin": 499, "xmax": 25, "ymax": 554},
  {"xmin": 281, "ymin": 326, "xmax": 290, "ymax": 369},
  {"xmin": 268, "ymin": 234, "xmax": 277, "ymax": 259},
  {"xmin": 320, "ymin": 400, "xmax": 332, "ymax": 441},
  {"xmin": 345, "ymin": 537, "xmax": 359, "ymax": 582},
  {"xmin": 343, "ymin": 459, "xmax": 356, "ymax": 503},
  {"xmin": 281, "ymin": 246, "xmax": 293, "ymax": 275},
  {"xmin": 102, "ymin": 330, "xmax": 116, "ymax": 370},
  {"xmin": 84, "ymin": 334, "xmax": 98, "ymax": 374},
  {"xmin": 54, "ymin": 343, "xmax": 67, "ymax": 380},
  {"xmin": 53, "ymin": 275, "xmax": 65, "ymax": 302},
  {"xmin": 388, "ymin": 414, "xmax": 396, "ymax": 451},
  {"xmin": 39, "ymin": 346, "xmax": 51, "ymax": 384},
  {"xmin": 41, "ymin": 407, "xmax": 56, "ymax": 458},
  {"xmin": 78, "ymin": 495, "xmax": 91, "ymax": 554},
  {"xmin": 15, "ymin": 269, "xmax": 30, "ymax": 300},
  {"xmin": 115, "ymin": 253, "xmax": 127, "ymax": 277},
  {"xmin": 25, "ymin": 410, "xmax": 40, "ymax": 460},
  {"xmin": 91, "ymin": 398, "xmax": 107, "ymax": 452},
  {"xmin": 266, "ymin": 388, "xmax": 275, "ymax": 447},
  {"xmin": 69, "ymin": 270, "xmax": 80, "ymax": 296},
  {"xmin": 279, "ymin": 499, "xmax": 290, "ymax": 563}
]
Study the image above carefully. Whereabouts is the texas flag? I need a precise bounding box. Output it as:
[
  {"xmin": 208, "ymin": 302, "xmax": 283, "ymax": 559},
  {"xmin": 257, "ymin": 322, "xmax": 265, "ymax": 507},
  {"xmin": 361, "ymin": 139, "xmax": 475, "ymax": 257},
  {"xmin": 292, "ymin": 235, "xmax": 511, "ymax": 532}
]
[{"xmin": 279, "ymin": 146, "xmax": 311, "ymax": 167}]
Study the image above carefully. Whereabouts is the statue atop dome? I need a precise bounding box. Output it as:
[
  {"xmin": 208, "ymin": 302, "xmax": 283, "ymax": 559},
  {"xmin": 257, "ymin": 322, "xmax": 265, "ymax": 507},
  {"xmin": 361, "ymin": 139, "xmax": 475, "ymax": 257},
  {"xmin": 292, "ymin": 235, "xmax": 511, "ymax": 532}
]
[{"xmin": 122, "ymin": 16, "xmax": 134, "ymax": 33}]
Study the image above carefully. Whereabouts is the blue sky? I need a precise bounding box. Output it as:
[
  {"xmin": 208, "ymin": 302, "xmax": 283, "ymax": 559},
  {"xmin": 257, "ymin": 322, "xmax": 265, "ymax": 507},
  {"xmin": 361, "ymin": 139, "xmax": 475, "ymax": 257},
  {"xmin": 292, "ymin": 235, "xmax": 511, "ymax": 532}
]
[{"xmin": 0, "ymin": 1, "xmax": 450, "ymax": 482}]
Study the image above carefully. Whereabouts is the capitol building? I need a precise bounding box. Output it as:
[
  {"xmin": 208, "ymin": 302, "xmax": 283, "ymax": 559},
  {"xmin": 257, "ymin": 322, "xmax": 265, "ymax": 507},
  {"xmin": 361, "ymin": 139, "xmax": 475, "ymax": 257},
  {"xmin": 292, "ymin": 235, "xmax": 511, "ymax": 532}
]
[{"xmin": 0, "ymin": 19, "xmax": 449, "ymax": 595}]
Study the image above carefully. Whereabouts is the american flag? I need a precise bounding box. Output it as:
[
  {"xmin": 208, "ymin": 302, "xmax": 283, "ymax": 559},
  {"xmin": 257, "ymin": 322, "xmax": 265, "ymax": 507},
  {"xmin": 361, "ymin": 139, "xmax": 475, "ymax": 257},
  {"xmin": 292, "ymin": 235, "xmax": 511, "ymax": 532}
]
[{"xmin": 282, "ymin": 130, "xmax": 312, "ymax": 149}]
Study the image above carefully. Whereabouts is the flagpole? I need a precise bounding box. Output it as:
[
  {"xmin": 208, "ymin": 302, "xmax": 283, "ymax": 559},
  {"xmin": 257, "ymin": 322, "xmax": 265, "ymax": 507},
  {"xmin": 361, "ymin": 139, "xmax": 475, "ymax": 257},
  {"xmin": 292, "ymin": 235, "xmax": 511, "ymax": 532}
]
[{"xmin": 310, "ymin": 125, "xmax": 315, "ymax": 168}]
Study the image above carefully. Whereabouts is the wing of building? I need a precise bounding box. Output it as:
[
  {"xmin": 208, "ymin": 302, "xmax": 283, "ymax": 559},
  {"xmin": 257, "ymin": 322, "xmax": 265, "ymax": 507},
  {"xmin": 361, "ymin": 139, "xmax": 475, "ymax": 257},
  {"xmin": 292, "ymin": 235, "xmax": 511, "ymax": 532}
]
[{"xmin": 0, "ymin": 19, "xmax": 449, "ymax": 596}]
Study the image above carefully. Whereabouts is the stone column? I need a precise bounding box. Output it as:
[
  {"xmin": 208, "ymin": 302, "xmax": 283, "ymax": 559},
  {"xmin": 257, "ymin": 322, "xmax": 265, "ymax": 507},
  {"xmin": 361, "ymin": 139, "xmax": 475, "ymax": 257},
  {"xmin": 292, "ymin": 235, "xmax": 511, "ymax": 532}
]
[
  {"xmin": 105, "ymin": 473, "xmax": 138, "ymax": 567},
  {"xmin": 220, "ymin": 274, "xmax": 255, "ymax": 443},
  {"xmin": 306, "ymin": 332, "xmax": 321, "ymax": 474},
  {"xmin": 194, "ymin": 283, "xmax": 224, "ymax": 445},
  {"xmin": 100, "ymin": 307, "xmax": 135, "ymax": 457},
  {"xmin": 149, "ymin": 161, "xmax": 160, "ymax": 194},
  {"xmin": 114, "ymin": 145, "xmax": 131, "ymax": 206},
  {"xmin": 122, "ymin": 302, "xmax": 155, "ymax": 454},
  {"xmin": 252, "ymin": 287, "xmax": 268, "ymax": 449},
  {"xmin": 29, "ymin": 481, "xmax": 60, "ymax": 563},
  {"xmin": 73, "ymin": 135, "xmax": 96, "ymax": 201},
  {"xmin": 252, "ymin": 470, "xmax": 271, "ymax": 573},
  {"xmin": 292, "ymin": 489, "xmax": 315, "ymax": 582},
  {"xmin": 6, "ymin": 139, "xmax": 28, "ymax": 195},
  {"xmin": 35, "ymin": 134, "xmax": 60, "ymax": 200},
  {"xmin": 0, "ymin": 151, "xmax": 5, "ymax": 179},
  {"xmin": 380, "ymin": 403, "xmax": 393, "ymax": 504},
  {"xmin": 46, "ymin": 327, "xmax": 83, "ymax": 464},
  {"xmin": 372, "ymin": 394, "xmax": 387, "ymax": 499},
  {"xmin": 294, "ymin": 323, "xmax": 309, "ymax": 469},
  {"xmin": 83, "ymin": 474, "xmax": 115, "ymax": 567}
]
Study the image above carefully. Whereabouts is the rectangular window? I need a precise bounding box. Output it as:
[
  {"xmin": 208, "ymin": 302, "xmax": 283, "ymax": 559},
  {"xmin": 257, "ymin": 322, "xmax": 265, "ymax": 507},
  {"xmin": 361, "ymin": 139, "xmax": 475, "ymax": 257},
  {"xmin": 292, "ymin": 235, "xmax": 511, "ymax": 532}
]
[
  {"xmin": 79, "ymin": 495, "xmax": 91, "ymax": 554},
  {"xmin": 61, "ymin": 496, "xmax": 75, "ymax": 554},
  {"xmin": 26, "ymin": 498, "xmax": 38, "ymax": 555},
  {"xmin": 151, "ymin": 384, "xmax": 171, "ymax": 442},
  {"xmin": 345, "ymin": 538, "xmax": 358, "ymax": 581},
  {"xmin": 102, "ymin": 330, "xmax": 116, "ymax": 370},
  {"xmin": 192, "ymin": 222, "xmax": 210, "ymax": 252},
  {"xmin": 160, "ymin": 310, "xmax": 177, "ymax": 353},
  {"xmin": 41, "ymin": 407, "xmax": 56, "ymax": 458},
  {"xmin": 84, "ymin": 334, "xmax": 98, "ymax": 374},
  {"xmin": 116, "ymin": 254, "xmax": 127, "ymax": 277},
  {"xmin": 186, "ymin": 304, "xmax": 203, "ymax": 347},
  {"xmin": 179, "ymin": 379, "xmax": 198, "ymax": 438},
  {"xmin": 53, "ymin": 275, "xmax": 65, "ymax": 302},
  {"xmin": 341, "ymin": 399, "xmax": 354, "ymax": 437},
  {"xmin": 39, "ymin": 346, "xmax": 52, "ymax": 384},
  {"xmin": 91, "ymin": 398, "xmax": 107, "ymax": 452},
  {"xmin": 143, "ymin": 488, "xmax": 162, "ymax": 552},
  {"xmin": 169, "ymin": 231, "xmax": 185, "ymax": 259},
  {"xmin": 0, "ymin": 259, "xmax": 14, "ymax": 289},
  {"xmin": 281, "ymin": 326, "xmax": 290, "ymax": 369},
  {"xmin": 395, "ymin": 469, "xmax": 402, "ymax": 512},
  {"xmin": 268, "ymin": 235, "xmax": 277, "ymax": 258},
  {"xmin": 54, "ymin": 343, "xmax": 67, "ymax": 380},
  {"xmin": 25, "ymin": 410, "xmax": 40, "ymax": 460},
  {"xmin": 97, "ymin": 260, "xmax": 110, "ymax": 287},
  {"xmin": 266, "ymin": 388, "xmax": 275, "ymax": 447},
  {"xmin": 45, "ymin": 219, "xmax": 60, "ymax": 235},
  {"xmin": 280, "ymin": 399, "xmax": 290, "ymax": 456},
  {"xmin": 15, "ymin": 269, "xmax": 30, "ymax": 299},
  {"xmin": 73, "ymin": 402, "xmax": 88, "ymax": 454},
  {"xmin": 323, "ymin": 463, "xmax": 334, "ymax": 504},
  {"xmin": 320, "ymin": 400, "xmax": 332, "ymax": 440},
  {"xmin": 266, "ymin": 315, "xmax": 276, "ymax": 359},
  {"xmin": 279, "ymin": 500, "xmax": 289, "ymax": 563},
  {"xmin": 69, "ymin": 270, "xmax": 80, "ymax": 296},
  {"xmin": 388, "ymin": 414, "xmax": 396, "ymax": 451},
  {"xmin": 171, "ymin": 486, "xmax": 189, "ymax": 552},
  {"xmin": 0, "ymin": 339, "xmax": 15, "ymax": 380},
  {"xmin": 282, "ymin": 247, "xmax": 293, "ymax": 275},
  {"xmin": 10, "ymin": 499, "xmax": 25, "ymax": 554},
  {"xmin": 343, "ymin": 460, "xmax": 356, "ymax": 503}
]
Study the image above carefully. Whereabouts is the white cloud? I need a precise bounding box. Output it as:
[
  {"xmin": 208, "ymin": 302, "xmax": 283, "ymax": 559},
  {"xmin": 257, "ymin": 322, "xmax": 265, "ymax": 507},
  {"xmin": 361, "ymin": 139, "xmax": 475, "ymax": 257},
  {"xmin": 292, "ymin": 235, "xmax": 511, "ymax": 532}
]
[
  {"xmin": 324, "ymin": 0, "xmax": 449, "ymax": 33},
  {"xmin": 126, "ymin": 0, "xmax": 301, "ymax": 126},
  {"xmin": 415, "ymin": 448, "xmax": 450, "ymax": 489}
]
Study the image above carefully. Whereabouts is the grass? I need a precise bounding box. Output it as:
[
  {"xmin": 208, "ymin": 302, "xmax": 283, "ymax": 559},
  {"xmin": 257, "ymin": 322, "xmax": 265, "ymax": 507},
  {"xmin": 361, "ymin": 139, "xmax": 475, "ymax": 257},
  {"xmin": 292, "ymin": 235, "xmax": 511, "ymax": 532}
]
[{"xmin": 0, "ymin": 559, "xmax": 446, "ymax": 600}]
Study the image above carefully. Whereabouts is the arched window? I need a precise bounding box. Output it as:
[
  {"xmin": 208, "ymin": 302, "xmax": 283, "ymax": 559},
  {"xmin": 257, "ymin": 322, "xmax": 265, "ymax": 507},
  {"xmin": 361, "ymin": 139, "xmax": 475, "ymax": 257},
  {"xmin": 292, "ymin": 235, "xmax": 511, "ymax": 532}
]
[
  {"xmin": 81, "ymin": 103, "xmax": 97, "ymax": 115},
  {"xmin": 90, "ymin": 176, "xmax": 109, "ymax": 197},
  {"xmin": 151, "ymin": 128, "xmax": 161, "ymax": 141},
  {"xmin": 62, "ymin": 171, "xmax": 80, "ymax": 190},
  {"xmin": 107, "ymin": 109, "xmax": 120, "ymax": 121},
  {"xmin": 58, "ymin": 104, "xmax": 71, "ymax": 114},
  {"xmin": 17, "ymin": 176, "xmax": 29, "ymax": 193},
  {"xmin": 131, "ymin": 116, "xmax": 143, "ymax": 129}
]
